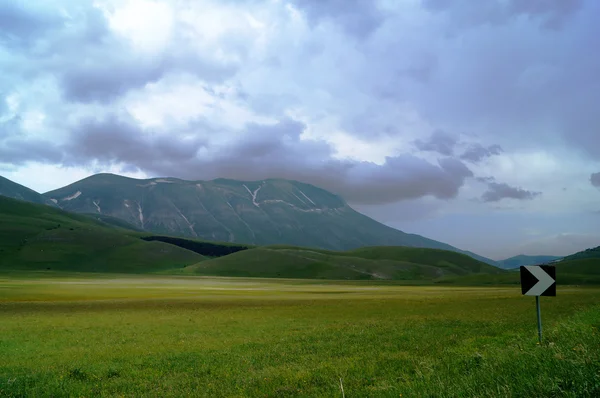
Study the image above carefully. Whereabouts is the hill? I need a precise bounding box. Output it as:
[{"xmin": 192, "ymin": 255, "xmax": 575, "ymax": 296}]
[
  {"xmin": 560, "ymin": 246, "xmax": 600, "ymax": 262},
  {"xmin": 0, "ymin": 175, "xmax": 57, "ymax": 207},
  {"xmin": 436, "ymin": 249, "xmax": 600, "ymax": 286},
  {"xmin": 182, "ymin": 245, "xmax": 503, "ymax": 280},
  {"xmin": 41, "ymin": 173, "xmax": 496, "ymax": 264},
  {"xmin": 0, "ymin": 196, "xmax": 204, "ymax": 273},
  {"xmin": 552, "ymin": 246, "xmax": 600, "ymax": 284},
  {"xmin": 497, "ymin": 254, "xmax": 562, "ymax": 269}
]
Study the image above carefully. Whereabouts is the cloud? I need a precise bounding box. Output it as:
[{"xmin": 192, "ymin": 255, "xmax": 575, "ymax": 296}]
[
  {"xmin": 591, "ymin": 172, "xmax": 600, "ymax": 188},
  {"xmin": 65, "ymin": 114, "xmax": 208, "ymax": 168},
  {"xmin": 515, "ymin": 232, "xmax": 599, "ymax": 257},
  {"xmin": 0, "ymin": 1, "xmax": 240, "ymax": 104},
  {"xmin": 481, "ymin": 181, "xmax": 542, "ymax": 202},
  {"xmin": 461, "ymin": 143, "xmax": 503, "ymax": 163},
  {"xmin": 58, "ymin": 112, "xmax": 473, "ymax": 205},
  {"xmin": 414, "ymin": 130, "xmax": 457, "ymax": 156},
  {"xmin": 0, "ymin": 1, "xmax": 65, "ymax": 46},
  {"xmin": 0, "ymin": 138, "xmax": 63, "ymax": 165},
  {"xmin": 422, "ymin": 0, "xmax": 584, "ymax": 31},
  {"xmin": 289, "ymin": 0, "xmax": 385, "ymax": 38},
  {"xmin": 476, "ymin": 176, "xmax": 495, "ymax": 184}
]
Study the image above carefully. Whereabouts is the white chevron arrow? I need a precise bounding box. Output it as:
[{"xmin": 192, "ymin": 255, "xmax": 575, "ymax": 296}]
[{"xmin": 524, "ymin": 266, "xmax": 555, "ymax": 296}]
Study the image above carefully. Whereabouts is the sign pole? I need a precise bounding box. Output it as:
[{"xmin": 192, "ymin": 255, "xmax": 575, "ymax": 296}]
[{"xmin": 536, "ymin": 296, "xmax": 542, "ymax": 344}]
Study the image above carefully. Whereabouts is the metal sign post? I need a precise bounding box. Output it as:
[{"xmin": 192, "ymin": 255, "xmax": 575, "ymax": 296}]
[
  {"xmin": 520, "ymin": 265, "xmax": 556, "ymax": 344},
  {"xmin": 536, "ymin": 296, "xmax": 542, "ymax": 344}
]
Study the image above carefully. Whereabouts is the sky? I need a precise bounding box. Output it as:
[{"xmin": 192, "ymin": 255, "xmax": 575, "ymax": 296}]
[{"xmin": 1, "ymin": 0, "xmax": 599, "ymax": 260}]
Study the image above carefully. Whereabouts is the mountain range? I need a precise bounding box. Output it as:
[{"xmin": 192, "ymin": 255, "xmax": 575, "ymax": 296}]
[
  {"xmin": 2, "ymin": 192, "xmax": 595, "ymax": 282},
  {"xmin": 0, "ymin": 194, "xmax": 507, "ymax": 280},
  {"xmin": 2, "ymin": 173, "xmax": 591, "ymax": 267},
  {"xmin": 39, "ymin": 173, "xmax": 496, "ymax": 264},
  {"xmin": 496, "ymin": 255, "xmax": 563, "ymax": 269}
]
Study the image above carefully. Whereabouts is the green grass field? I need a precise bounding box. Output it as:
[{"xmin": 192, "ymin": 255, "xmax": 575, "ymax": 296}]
[{"xmin": 1, "ymin": 273, "xmax": 599, "ymax": 397}]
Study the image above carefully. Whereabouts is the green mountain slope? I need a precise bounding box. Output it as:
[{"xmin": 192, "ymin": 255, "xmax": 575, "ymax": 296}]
[
  {"xmin": 560, "ymin": 246, "xmax": 600, "ymax": 262},
  {"xmin": 42, "ymin": 173, "xmax": 497, "ymax": 264},
  {"xmin": 557, "ymin": 259, "xmax": 600, "ymax": 275},
  {"xmin": 497, "ymin": 254, "xmax": 562, "ymax": 269},
  {"xmin": 0, "ymin": 196, "xmax": 204, "ymax": 273},
  {"xmin": 0, "ymin": 175, "xmax": 57, "ymax": 207},
  {"xmin": 553, "ymin": 246, "xmax": 600, "ymax": 284},
  {"xmin": 183, "ymin": 245, "xmax": 503, "ymax": 280}
]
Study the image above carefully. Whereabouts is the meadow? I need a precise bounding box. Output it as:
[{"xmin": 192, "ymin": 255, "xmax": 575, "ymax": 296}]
[{"xmin": 1, "ymin": 273, "xmax": 599, "ymax": 397}]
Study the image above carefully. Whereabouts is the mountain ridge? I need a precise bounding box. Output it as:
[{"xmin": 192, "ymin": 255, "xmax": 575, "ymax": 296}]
[
  {"xmin": 497, "ymin": 254, "xmax": 563, "ymax": 269},
  {"xmin": 4, "ymin": 173, "xmax": 498, "ymax": 265},
  {"xmin": 0, "ymin": 175, "xmax": 58, "ymax": 208}
]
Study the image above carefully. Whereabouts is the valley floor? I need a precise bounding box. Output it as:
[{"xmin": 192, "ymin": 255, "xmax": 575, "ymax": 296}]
[{"xmin": 1, "ymin": 273, "xmax": 599, "ymax": 397}]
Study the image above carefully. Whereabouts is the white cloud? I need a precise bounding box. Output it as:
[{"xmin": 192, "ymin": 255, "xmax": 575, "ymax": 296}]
[
  {"xmin": 103, "ymin": 0, "xmax": 174, "ymax": 53},
  {"xmin": 124, "ymin": 75, "xmax": 274, "ymax": 131}
]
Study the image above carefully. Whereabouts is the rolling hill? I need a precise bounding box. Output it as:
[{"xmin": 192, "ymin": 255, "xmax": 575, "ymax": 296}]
[
  {"xmin": 497, "ymin": 254, "xmax": 562, "ymax": 269},
  {"xmin": 553, "ymin": 245, "xmax": 600, "ymax": 284},
  {"xmin": 560, "ymin": 245, "xmax": 600, "ymax": 262},
  {"xmin": 0, "ymin": 196, "xmax": 204, "ymax": 273},
  {"xmin": 437, "ymin": 246, "xmax": 600, "ymax": 286},
  {"xmin": 40, "ymin": 173, "xmax": 497, "ymax": 264},
  {"xmin": 182, "ymin": 245, "xmax": 503, "ymax": 280},
  {"xmin": 0, "ymin": 195, "xmax": 504, "ymax": 281},
  {"xmin": 2, "ymin": 194, "xmax": 596, "ymax": 283}
]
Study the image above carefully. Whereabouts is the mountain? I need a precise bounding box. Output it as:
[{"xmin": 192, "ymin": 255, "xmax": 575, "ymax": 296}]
[
  {"xmin": 42, "ymin": 173, "xmax": 497, "ymax": 264},
  {"xmin": 560, "ymin": 246, "xmax": 600, "ymax": 262},
  {"xmin": 183, "ymin": 245, "xmax": 503, "ymax": 280},
  {"xmin": 554, "ymin": 246, "xmax": 600, "ymax": 284},
  {"xmin": 497, "ymin": 254, "xmax": 562, "ymax": 269},
  {"xmin": 0, "ymin": 195, "xmax": 203, "ymax": 273},
  {"xmin": 0, "ymin": 175, "xmax": 57, "ymax": 207},
  {"xmin": 0, "ymin": 194, "xmax": 504, "ymax": 281}
]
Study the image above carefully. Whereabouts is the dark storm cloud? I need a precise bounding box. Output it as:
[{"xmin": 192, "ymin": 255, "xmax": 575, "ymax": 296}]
[
  {"xmin": 65, "ymin": 115, "xmax": 208, "ymax": 167},
  {"xmin": 481, "ymin": 182, "xmax": 542, "ymax": 202},
  {"xmin": 508, "ymin": 0, "xmax": 584, "ymax": 30},
  {"xmin": 421, "ymin": 0, "xmax": 583, "ymax": 30},
  {"xmin": 414, "ymin": 130, "xmax": 457, "ymax": 156},
  {"xmin": 290, "ymin": 0, "xmax": 385, "ymax": 38},
  {"xmin": 0, "ymin": 138, "xmax": 63, "ymax": 165},
  {"xmin": 61, "ymin": 114, "xmax": 473, "ymax": 205},
  {"xmin": 0, "ymin": 2, "xmax": 65, "ymax": 46},
  {"xmin": 372, "ymin": 0, "xmax": 600, "ymax": 162},
  {"xmin": 591, "ymin": 172, "xmax": 600, "ymax": 188},
  {"xmin": 460, "ymin": 144, "xmax": 503, "ymax": 163}
]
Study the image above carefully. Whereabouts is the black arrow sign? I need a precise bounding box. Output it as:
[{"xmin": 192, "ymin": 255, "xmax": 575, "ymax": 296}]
[{"xmin": 520, "ymin": 265, "xmax": 556, "ymax": 296}]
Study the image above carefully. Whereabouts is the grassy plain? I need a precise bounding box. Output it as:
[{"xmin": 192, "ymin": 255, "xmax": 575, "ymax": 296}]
[{"xmin": 1, "ymin": 273, "xmax": 599, "ymax": 397}]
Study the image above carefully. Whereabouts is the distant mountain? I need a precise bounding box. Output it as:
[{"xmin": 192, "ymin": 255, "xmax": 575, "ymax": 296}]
[
  {"xmin": 497, "ymin": 254, "xmax": 562, "ymax": 269},
  {"xmin": 0, "ymin": 175, "xmax": 57, "ymax": 207},
  {"xmin": 42, "ymin": 173, "xmax": 497, "ymax": 264}
]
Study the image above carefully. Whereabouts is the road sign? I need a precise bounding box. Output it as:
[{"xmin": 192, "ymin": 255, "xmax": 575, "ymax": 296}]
[
  {"xmin": 520, "ymin": 265, "xmax": 556, "ymax": 296},
  {"xmin": 520, "ymin": 265, "xmax": 556, "ymax": 344}
]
